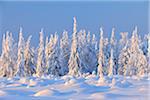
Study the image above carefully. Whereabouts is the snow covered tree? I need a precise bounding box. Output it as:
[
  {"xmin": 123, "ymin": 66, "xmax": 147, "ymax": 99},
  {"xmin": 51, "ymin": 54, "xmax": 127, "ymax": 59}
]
[
  {"xmin": 77, "ymin": 30, "xmax": 87, "ymax": 73},
  {"xmin": 97, "ymin": 27, "xmax": 105, "ymax": 82},
  {"xmin": 118, "ymin": 27, "xmax": 148, "ymax": 76},
  {"xmin": 85, "ymin": 32, "xmax": 98, "ymax": 73},
  {"xmin": 127, "ymin": 27, "xmax": 147, "ymax": 76},
  {"xmin": 108, "ymin": 48, "xmax": 114, "ymax": 77},
  {"xmin": 118, "ymin": 32, "xmax": 129, "ymax": 75},
  {"xmin": 46, "ymin": 33, "xmax": 63, "ymax": 76},
  {"xmin": 68, "ymin": 17, "xmax": 81, "ymax": 76},
  {"xmin": 24, "ymin": 35, "xmax": 36, "ymax": 76},
  {"xmin": 15, "ymin": 28, "xmax": 26, "ymax": 77},
  {"xmin": 45, "ymin": 36, "xmax": 50, "ymax": 74},
  {"xmin": 118, "ymin": 44, "xmax": 130, "ymax": 75},
  {"xmin": 103, "ymin": 37, "xmax": 109, "ymax": 75},
  {"xmin": 77, "ymin": 30, "xmax": 97, "ymax": 74},
  {"xmin": 109, "ymin": 28, "xmax": 118, "ymax": 75},
  {"xmin": 0, "ymin": 32, "xmax": 17, "ymax": 77},
  {"xmin": 36, "ymin": 29, "xmax": 44, "ymax": 77},
  {"xmin": 60, "ymin": 30, "xmax": 70, "ymax": 75}
]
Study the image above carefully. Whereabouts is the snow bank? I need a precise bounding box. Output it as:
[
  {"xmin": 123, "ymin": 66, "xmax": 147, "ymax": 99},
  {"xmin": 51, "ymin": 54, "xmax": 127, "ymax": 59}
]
[
  {"xmin": 34, "ymin": 89, "xmax": 55, "ymax": 97},
  {"xmin": 0, "ymin": 76, "xmax": 149, "ymax": 99},
  {"xmin": 113, "ymin": 79, "xmax": 132, "ymax": 88}
]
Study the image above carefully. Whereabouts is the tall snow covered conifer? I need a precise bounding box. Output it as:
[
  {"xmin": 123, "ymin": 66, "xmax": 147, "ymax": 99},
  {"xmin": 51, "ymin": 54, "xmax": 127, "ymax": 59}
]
[
  {"xmin": 36, "ymin": 29, "xmax": 44, "ymax": 77},
  {"xmin": 118, "ymin": 32, "xmax": 129, "ymax": 75},
  {"xmin": 24, "ymin": 36, "xmax": 35, "ymax": 76},
  {"xmin": 98, "ymin": 28, "xmax": 105, "ymax": 83},
  {"xmin": 110, "ymin": 28, "xmax": 118, "ymax": 74},
  {"xmin": 60, "ymin": 30, "xmax": 70, "ymax": 75},
  {"xmin": 0, "ymin": 32, "xmax": 16, "ymax": 77},
  {"xmin": 15, "ymin": 28, "xmax": 26, "ymax": 77},
  {"xmin": 46, "ymin": 33, "xmax": 63, "ymax": 76},
  {"xmin": 127, "ymin": 27, "xmax": 147, "ymax": 76},
  {"xmin": 78, "ymin": 30, "xmax": 97, "ymax": 74},
  {"xmin": 68, "ymin": 17, "xmax": 81, "ymax": 76}
]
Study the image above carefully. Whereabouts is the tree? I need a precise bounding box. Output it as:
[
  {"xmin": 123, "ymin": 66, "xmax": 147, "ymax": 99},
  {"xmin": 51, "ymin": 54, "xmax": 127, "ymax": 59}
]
[
  {"xmin": 68, "ymin": 17, "xmax": 81, "ymax": 76},
  {"xmin": 118, "ymin": 44, "xmax": 130, "ymax": 75},
  {"xmin": 128, "ymin": 27, "xmax": 147, "ymax": 76},
  {"xmin": 85, "ymin": 31, "xmax": 98, "ymax": 73},
  {"xmin": 15, "ymin": 28, "xmax": 26, "ymax": 77},
  {"xmin": 24, "ymin": 35, "xmax": 35, "ymax": 76},
  {"xmin": 36, "ymin": 29, "xmax": 44, "ymax": 77},
  {"xmin": 118, "ymin": 32, "xmax": 129, "ymax": 75},
  {"xmin": 77, "ymin": 30, "xmax": 97, "ymax": 74},
  {"xmin": 46, "ymin": 33, "xmax": 63, "ymax": 76},
  {"xmin": 0, "ymin": 32, "xmax": 17, "ymax": 77},
  {"xmin": 110, "ymin": 28, "xmax": 118, "ymax": 75},
  {"xmin": 97, "ymin": 27, "xmax": 105, "ymax": 82},
  {"xmin": 60, "ymin": 30, "xmax": 70, "ymax": 75},
  {"xmin": 45, "ymin": 36, "xmax": 50, "ymax": 74}
]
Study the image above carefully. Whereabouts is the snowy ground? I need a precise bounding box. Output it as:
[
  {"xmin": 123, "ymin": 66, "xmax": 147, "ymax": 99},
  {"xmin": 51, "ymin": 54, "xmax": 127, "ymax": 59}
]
[{"xmin": 0, "ymin": 75, "xmax": 149, "ymax": 100}]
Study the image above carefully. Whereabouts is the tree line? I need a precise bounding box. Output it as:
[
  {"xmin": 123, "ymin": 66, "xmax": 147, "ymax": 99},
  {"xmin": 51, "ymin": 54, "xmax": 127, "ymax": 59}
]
[{"xmin": 0, "ymin": 17, "xmax": 149, "ymax": 79}]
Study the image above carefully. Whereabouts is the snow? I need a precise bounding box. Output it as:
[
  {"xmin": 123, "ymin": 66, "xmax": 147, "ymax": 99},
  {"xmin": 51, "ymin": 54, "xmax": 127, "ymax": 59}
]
[{"xmin": 0, "ymin": 75, "xmax": 149, "ymax": 100}]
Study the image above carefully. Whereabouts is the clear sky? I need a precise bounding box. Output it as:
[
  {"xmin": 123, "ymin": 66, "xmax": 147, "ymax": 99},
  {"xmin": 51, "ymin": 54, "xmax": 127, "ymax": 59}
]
[{"xmin": 0, "ymin": 0, "xmax": 149, "ymax": 48}]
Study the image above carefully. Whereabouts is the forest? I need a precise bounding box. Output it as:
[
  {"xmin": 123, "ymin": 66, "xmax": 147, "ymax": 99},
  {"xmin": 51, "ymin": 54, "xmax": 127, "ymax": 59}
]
[{"xmin": 0, "ymin": 17, "xmax": 149, "ymax": 80}]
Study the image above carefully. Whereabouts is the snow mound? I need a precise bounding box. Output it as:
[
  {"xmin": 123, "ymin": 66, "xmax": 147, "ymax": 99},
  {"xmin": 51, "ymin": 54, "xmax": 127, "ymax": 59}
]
[
  {"xmin": 33, "ymin": 89, "xmax": 57, "ymax": 97},
  {"xmin": 0, "ymin": 90, "xmax": 7, "ymax": 96},
  {"xmin": 65, "ymin": 78, "xmax": 77, "ymax": 85},
  {"xmin": 18, "ymin": 78, "xmax": 28, "ymax": 84},
  {"xmin": 115, "ymin": 80, "xmax": 132, "ymax": 88},
  {"xmin": 28, "ymin": 79, "xmax": 37, "ymax": 87},
  {"xmin": 7, "ymin": 83, "xmax": 21, "ymax": 87}
]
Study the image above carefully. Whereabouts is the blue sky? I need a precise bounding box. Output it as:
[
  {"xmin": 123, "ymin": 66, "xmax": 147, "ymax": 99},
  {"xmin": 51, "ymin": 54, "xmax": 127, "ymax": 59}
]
[{"xmin": 0, "ymin": 0, "xmax": 149, "ymax": 48}]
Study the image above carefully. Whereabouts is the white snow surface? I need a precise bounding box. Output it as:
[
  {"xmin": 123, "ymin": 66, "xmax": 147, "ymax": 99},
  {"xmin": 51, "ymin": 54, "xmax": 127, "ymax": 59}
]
[{"xmin": 0, "ymin": 75, "xmax": 149, "ymax": 100}]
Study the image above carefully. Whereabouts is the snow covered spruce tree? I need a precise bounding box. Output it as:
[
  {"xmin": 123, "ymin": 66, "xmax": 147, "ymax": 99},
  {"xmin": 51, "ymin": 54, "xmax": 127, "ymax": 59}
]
[
  {"xmin": 110, "ymin": 28, "xmax": 118, "ymax": 74},
  {"xmin": 24, "ymin": 36, "xmax": 36, "ymax": 76},
  {"xmin": 118, "ymin": 32, "xmax": 129, "ymax": 75},
  {"xmin": 118, "ymin": 43, "xmax": 130, "ymax": 75},
  {"xmin": 68, "ymin": 17, "xmax": 81, "ymax": 76},
  {"xmin": 0, "ymin": 32, "xmax": 17, "ymax": 77},
  {"xmin": 77, "ymin": 30, "xmax": 97, "ymax": 74},
  {"xmin": 45, "ymin": 33, "xmax": 63, "ymax": 76},
  {"xmin": 127, "ymin": 27, "xmax": 147, "ymax": 76},
  {"xmin": 97, "ymin": 28, "xmax": 105, "ymax": 83},
  {"xmin": 118, "ymin": 27, "xmax": 148, "ymax": 76},
  {"xmin": 15, "ymin": 28, "xmax": 26, "ymax": 77},
  {"xmin": 85, "ymin": 31, "xmax": 98, "ymax": 73},
  {"xmin": 45, "ymin": 36, "xmax": 50, "ymax": 74},
  {"xmin": 60, "ymin": 30, "xmax": 70, "ymax": 75},
  {"xmin": 36, "ymin": 29, "xmax": 44, "ymax": 77}
]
